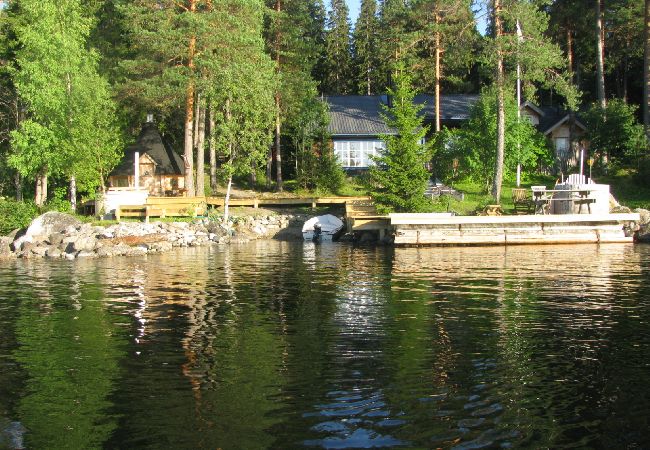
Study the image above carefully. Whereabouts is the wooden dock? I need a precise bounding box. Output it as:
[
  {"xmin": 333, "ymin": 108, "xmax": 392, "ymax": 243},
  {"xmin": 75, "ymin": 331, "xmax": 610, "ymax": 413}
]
[{"xmin": 389, "ymin": 213, "xmax": 641, "ymax": 246}]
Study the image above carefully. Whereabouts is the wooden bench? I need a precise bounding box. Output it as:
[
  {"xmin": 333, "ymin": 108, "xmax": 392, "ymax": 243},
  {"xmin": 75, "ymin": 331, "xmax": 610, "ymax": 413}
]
[
  {"xmin": 512, "ymin": 188, "xmax": 533, "ymax": 214},
  {"xmin": 116, "ymin": 197, "xmax": 207, "ymax": 222}
]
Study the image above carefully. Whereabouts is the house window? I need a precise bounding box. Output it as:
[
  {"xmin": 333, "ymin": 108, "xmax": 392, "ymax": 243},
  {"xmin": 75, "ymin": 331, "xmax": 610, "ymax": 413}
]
[
  {"xmin": 555, "ymin": 137, "xmax": 570, "ymax": 157},
  {"xmin": 334, "ymin": 140, "xmax": 386, "ymax": 168}
]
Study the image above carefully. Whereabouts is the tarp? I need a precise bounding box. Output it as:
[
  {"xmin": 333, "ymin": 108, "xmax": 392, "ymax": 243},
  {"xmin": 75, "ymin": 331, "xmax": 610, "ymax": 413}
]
[{"xmin": 302, "ymin": 214, "xmax": 344, "ymax": 235}]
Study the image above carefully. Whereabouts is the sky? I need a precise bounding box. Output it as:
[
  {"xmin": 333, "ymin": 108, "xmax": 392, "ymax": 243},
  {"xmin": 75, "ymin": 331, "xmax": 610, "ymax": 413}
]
[
  {"xmin": 347, "ymin": 0, "xmax": 361, "ymax": 24},
  {"xmin": 345, "ymin": 0, "xmax": 486, "ymax": 35}
]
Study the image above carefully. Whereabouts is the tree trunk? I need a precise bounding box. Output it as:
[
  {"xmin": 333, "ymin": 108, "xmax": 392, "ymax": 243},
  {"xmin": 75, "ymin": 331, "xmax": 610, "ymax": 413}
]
[
  {"xmin": 644, "ymin": 0, "xmax": 650, "ymax": 140},
  {"xmin": 491, "ymin": 0, "xmax": 505, "ymax": 203},
  {"xmin": 223, "ymin": 98, "xmax": 233, "ymax": 224},
  {"xmin": 196, "ymin": 100, "xmax": 206, "ymax": 197},
  {"xmin": 69, "ymin": 175, "xmax": 77, "ymax": 213},
  {"xmin": 14, "ymin": 172, "xmax": 23, "ymax": 202},
  {"xmin": 275, "ymin": 92, "xmax": 283, "ymax": 192},
  {"xmin": 183, "ymin": 0, "xmax": 197, "ymax": 197},
  {"xmin": 596, "ymin": 0, "xmax": 606, "ymax": 109},
  {"xmin": 209, "ymin": 105, "xmax": 218, "ymax": 193},
  {"xmin": 35, "ymin": 168, "xmax": 47, "ymax": 207},
  {"xmin": 266, "ymin": 149, "xmax": 273, "ymax": 188},
  {"xmin": 567, "ymin": 27, "xmax": 574, "ymax": 84},
  {"xmin": 434, "ymin": 12, "xmax": 441, "ymax": 133}
]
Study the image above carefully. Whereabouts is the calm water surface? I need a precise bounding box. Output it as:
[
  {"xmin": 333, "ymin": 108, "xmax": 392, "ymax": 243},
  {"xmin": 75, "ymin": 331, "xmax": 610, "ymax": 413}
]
[{"xmin": 1, "ymin": 242, "xmax": 650, "ymax": 449}]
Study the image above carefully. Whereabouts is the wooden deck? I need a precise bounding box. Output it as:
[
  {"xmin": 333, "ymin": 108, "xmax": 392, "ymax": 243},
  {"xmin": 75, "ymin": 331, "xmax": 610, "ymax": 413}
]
[
  {"xmin": 390, "ymin": 213, "xmax": 641, "ymax": 246},
  {"xmin": 206, "ymin": 196, "xmax": 371, "ymax": 209},
  {"xmin": 116, "ymin": 196, "xmax": 372, "ymax": 222}
]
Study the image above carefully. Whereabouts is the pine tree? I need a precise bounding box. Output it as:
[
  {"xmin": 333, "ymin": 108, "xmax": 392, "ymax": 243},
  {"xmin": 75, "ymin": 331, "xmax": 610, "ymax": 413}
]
[
  {"xmin": 410, "ymin": 0, "xmax": 479, "ymax": 131},
  {"xmin": 323, "ymin": 0, "xmax": 352, "ymax": 94},
  {"xmin": 352, "ymin": 0, "xmax": 380, "ymax": 95},
  {"xmin": 307, "ymin": 0, "xmax": 329, "ymax": 92},
  {"xmin": 367, "ymin": 65, "xmax": 433, "ymax": 213},
  {"xmin": 377, "ymin": 0, "xmax": 414, "ymax": 92}
]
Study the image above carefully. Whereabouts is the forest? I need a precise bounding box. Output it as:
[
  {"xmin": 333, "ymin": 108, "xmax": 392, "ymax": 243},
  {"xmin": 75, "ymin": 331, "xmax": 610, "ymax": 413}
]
[{"xmin": 0, "ymin": 0, "xmax": 648, "ymax": 212}]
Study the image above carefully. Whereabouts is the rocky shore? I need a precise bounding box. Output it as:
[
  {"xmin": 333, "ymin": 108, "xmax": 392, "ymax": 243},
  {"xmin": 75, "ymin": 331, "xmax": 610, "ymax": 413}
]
[
  {"xmin": 2, "ymin": 207, "xmax": 650, "ymax": 260},
  {"xmin": 0, "ymin": 211, "xmax": 311, "ymax": 260}
]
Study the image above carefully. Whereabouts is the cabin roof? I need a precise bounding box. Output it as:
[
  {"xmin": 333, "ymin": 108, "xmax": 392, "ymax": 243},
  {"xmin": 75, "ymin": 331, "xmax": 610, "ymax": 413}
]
[
  {"xmin": 325, "ymin": 94, "xmax": 479, "ymax": 137},
  {"xmin": 111, "ymin": 122, "xmax": 184, "ymax": 176}
]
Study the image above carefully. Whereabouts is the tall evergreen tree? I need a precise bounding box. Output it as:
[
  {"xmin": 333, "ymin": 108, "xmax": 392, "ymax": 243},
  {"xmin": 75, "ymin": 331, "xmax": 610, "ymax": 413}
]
[
  {"xmin": 367, "ymin": 65, "xmax": 433, "ymax": 213},
  {"xmin": 307, "ymin": 0, "xmax": 329, "ymax": 92},
  {"xmin": 323, "ymin": 0, "xmax": 352, "ymax": 94},
  {"xmin": 410, "ymin": 0, "xmax": 479, "ymax": 131},
  {"xmin": 377, "ymin": 0, "xmax": 414, "ymax": 91},
  {"xmin": 353, "ymin": 0, "xmax": 380, "ymax": 95}
]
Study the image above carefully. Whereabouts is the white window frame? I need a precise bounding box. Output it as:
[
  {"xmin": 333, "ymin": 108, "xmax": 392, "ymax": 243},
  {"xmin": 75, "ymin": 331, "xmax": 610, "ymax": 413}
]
[{"xmin": 334, "ymin": 140, "xmax": 386, "ymax": 168}]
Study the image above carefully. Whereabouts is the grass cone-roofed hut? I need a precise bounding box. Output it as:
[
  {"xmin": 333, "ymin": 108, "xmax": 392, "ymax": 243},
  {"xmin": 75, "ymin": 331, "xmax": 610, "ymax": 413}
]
[{"xmin": 109, "ymin": 118, "xmax": 185, "ymax": 196}]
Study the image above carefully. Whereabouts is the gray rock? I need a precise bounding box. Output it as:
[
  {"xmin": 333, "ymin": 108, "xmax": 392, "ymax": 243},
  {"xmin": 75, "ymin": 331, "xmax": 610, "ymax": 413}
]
[
  {"xmin": 0, "ymin": 237, "xmax": 13, "ymax": 258},
  {"xmin": 46, "ymin": 246, "xmax": 63, "ymax": 259},
  {"xmin": 64, "ymin": 236, "xmax": 96, "ymax": 253},
  {"xmin": 12, "ymin": 212, "xmax": 81, "ymax": 252},
  {"xmin": 611, "ymin": 205, "xmax": 632, "ymax": 214},
  {"xmin": 30, "ymin": 246, "xmax": 48, "ymax": 257},
  {"xmin": 27, "ymin": 212, "xmax": 81, "ymax": 240},
  {"xmin": 77, "ymin": 250, "xmax": 97, "ymax": 258},
  {"xmin": 634, "ymin": 208, "xmax": 650, "ymax": 242},
  {"xmin": 48, "ymin": 232, "xmax": 65, "ymax": 246},
  {"xmin": 125, "ymin": 246, "xmax": 148, "ymax": 257}
]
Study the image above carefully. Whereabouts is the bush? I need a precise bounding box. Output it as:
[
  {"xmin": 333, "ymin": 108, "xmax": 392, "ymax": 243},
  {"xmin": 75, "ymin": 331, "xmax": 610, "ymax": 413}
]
[{"xmin": 0, "ymin": 199, "xmax": 39, "ymax": 235}]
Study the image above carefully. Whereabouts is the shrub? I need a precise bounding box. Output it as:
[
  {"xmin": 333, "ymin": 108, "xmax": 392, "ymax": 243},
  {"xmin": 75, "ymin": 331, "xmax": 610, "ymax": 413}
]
[{"xmin": 0, "ymin": 199, "xmax": 39, "ymax": 235}]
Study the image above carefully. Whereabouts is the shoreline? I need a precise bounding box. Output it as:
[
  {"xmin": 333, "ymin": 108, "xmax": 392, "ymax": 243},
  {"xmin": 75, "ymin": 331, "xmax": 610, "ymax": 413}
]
[{"xmin": 0, "ymin": 211, "xmax": 310, "ymax": 260}]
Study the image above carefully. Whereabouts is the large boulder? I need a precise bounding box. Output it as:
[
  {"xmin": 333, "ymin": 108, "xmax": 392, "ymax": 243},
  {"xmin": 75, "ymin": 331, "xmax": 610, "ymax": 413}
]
[
  {"xmin": 634, "ymin": 208, "xmax": 650, "ymax": 243},
  {"xmin": 12, "ymin": 212, "xmax": 81, "ymax": 250}
]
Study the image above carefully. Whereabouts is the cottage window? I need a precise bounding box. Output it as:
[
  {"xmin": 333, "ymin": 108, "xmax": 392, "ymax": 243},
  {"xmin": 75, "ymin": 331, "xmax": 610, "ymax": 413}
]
[
  {"xmin": 555, "ymin": 137, "xmax": 569, "ymax": 157},
  {"xmin": 334, "ymin": 140, "xmax": 385, "ymax": 168}
]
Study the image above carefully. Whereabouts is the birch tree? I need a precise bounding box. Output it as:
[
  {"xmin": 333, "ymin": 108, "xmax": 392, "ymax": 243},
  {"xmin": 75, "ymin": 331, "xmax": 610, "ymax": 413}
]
[
  {"xmin": 486, "ymin": 0, "xmax": 578, "ymax": 202},
  {"xmin": 9, "ymin": 0, "xmax": 121, "ymax": 208}
]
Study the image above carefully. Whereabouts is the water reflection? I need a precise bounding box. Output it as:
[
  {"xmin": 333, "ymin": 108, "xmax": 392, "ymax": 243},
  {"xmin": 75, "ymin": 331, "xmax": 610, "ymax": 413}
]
[{"xmin": 0, "ymin": 243, "xmax": 649, "ymax": 448}]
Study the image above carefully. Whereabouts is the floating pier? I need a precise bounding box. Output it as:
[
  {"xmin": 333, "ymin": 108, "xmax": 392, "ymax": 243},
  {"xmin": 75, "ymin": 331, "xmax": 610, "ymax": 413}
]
[{"xmin": 389, "ymin": 213, "xmax": 641, "ymax": 246}]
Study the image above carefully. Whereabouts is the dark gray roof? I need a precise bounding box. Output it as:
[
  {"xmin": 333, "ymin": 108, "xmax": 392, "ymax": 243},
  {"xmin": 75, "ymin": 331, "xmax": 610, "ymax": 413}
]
[
  {"xmin": 111, "ymin": 122, "xmax": 184, "ymax": 176},
  {"xmin": 537, "ymin": 106, "xmax": 586, "ymax": 135},
  {"xmin": 325, "ymin": 94, "xmax": 479, "ymax": 137},
  {"xmin": 415, "ymin": 94, "xmax": 479, "ymax": 122},
  {"xmin": 326, "ymin": 96, "xmax": 393, "ymax": 136}
]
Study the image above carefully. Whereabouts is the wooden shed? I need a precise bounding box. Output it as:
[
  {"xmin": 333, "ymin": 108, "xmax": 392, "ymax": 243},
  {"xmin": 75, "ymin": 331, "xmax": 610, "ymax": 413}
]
[{"xmin": 109, "ymin": 120, "xmax": 185, "ymax": 196}]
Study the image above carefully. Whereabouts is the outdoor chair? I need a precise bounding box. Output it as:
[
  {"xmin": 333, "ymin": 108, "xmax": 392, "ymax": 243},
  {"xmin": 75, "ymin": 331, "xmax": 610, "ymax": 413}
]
[{"xmin": 512, "ymin": 188, "xmax": 533, "ymax": 214}]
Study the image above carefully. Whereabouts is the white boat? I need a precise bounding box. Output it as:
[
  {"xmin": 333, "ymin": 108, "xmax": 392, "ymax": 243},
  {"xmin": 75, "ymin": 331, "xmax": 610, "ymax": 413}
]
[{"xmin": 302, "ymin": 214, "xmax": 344, "ymax": 241}]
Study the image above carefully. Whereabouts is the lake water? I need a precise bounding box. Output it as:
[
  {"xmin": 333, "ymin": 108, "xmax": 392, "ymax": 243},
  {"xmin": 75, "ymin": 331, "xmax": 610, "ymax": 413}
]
[{"xmin": 1, "ymin": 242, "xmax": 650, "ymax": 449}]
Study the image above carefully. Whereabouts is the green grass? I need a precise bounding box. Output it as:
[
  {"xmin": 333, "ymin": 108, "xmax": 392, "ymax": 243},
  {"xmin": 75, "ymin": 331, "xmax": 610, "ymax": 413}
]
[{"xmin": 596, "ymin": 170, "xmax": 650, "ymax": 210}]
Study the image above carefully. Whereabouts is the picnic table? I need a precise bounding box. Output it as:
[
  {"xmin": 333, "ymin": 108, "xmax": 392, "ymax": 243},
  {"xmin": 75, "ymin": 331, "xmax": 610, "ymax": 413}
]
[{"xmin": 531, "ymin": 186, "xmax": 596, "ymax": 215}]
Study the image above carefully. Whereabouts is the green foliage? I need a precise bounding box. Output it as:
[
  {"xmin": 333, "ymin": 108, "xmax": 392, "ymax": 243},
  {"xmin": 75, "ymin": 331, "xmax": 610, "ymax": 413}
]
[
  {"xmin": 583, "ymin": 99, "xmax": 648, "ymax": 164},
  {"xmin": 323, "ymin": 0, "xmax": 352, "ymax": 94},
  {"xmin": 8, "ymin": 0, "xmax": 122, "ymax": 198},
  {"xmin": 366, "ymin": 67, "xmax": 434, "ymax": 213},
  {"xmin": 0, "ymin": 198, "xmax": 39, "ymax": 235},
  {"xmin": 436, "ymin": 88, "xmax": 551, "ymax": 192},
  {"xmin": 208, "ymin": 1, "xmax": 276, "ymax": 183},
  {"xmin": 352, "ymin": 0, "xmax": 381, "ymax": 95}
]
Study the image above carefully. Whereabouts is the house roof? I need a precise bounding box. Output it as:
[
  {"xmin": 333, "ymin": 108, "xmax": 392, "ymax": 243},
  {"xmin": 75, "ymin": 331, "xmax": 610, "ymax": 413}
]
[
  {"xmin": 326, "ymin": 96, "xmax": 393, "ymax": 136},
  {"xmin": 111, "ymin": 122, "xmax": 184, "ymax": 176},
  {"xmin": 325, "ymin": 94, "xmax": 479, "ymax": 137},
  {"xmin": 537, "ymin": 106, "xmax": 586, "ymax": 135}
]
